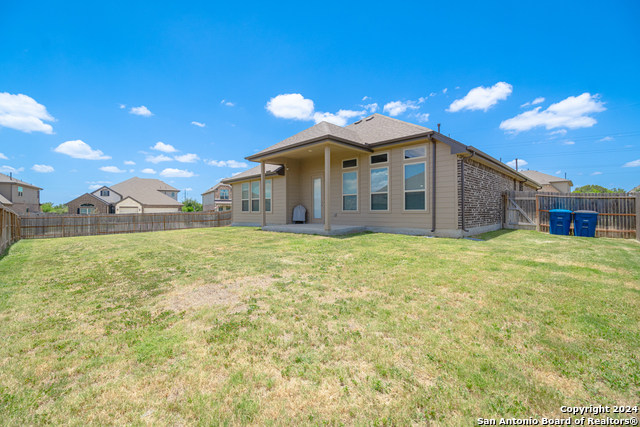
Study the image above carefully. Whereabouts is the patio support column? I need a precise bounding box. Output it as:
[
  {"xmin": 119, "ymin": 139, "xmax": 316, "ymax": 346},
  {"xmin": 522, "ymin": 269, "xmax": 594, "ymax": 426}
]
[
  {"xmin": 260, "ymin": 161, "xmax": 266, "ymax": 227},
  {"xmin": 324, "ymin": 145, "xmax": 331, "ymax": 231}
]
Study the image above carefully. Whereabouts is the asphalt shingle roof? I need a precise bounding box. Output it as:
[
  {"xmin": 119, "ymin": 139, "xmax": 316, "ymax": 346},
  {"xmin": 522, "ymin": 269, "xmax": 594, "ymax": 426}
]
[
  {"xmin": 0, "ymin": 172, "xmax": 42, "ymax": 189},
  {"xmin": 221, "ymin": 164, "xmax": 283, "ymax": 183},
  {"xmin": 519, "ymin": 170, "xmax": 573, "ymax": 185},
  {"xmin": 110, "ymin": 177, "xmax": 182, "ymax": 206}
]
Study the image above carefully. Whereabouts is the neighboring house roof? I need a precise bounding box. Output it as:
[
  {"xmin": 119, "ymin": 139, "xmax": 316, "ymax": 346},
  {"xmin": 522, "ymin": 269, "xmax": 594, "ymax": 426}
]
[
  {"xmin": 202, "ymin": 182, "xmax": 231, "ymax": 195},
  {"xmin": 630, "ymin": 184, "xmax": 640, "ymax": 193},
  {"xmin": 67, "ymin": 192, "xmax": 111, "ymax": 206},
  {"xmin": 222, "ymin": 164, "xmax": 284, "ymax": 184},
  {"xmin": 519, "ymin": 170, "xmax": 573, "ymax": 186},
  {"xmin": 0, "ymin": 172, "xmax": 43, "ymax": 190},
  {"xmin": 110, "ymin": 177, "xmax": 182, "ymax": 206},
  {"xmin": 0, "ymin": 193, "xmax": 13, "ymax": 205}
]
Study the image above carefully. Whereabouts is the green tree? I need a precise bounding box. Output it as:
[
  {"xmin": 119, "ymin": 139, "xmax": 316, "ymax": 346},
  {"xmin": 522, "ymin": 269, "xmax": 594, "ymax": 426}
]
[
  {"xmin": 572, "ymin": 185, "xmax": 625, "ymax": 194},
  {"xmin": 181, "ymin": 197, "xmax": 202, "ymax": 212},
  {"xmin": 41, "ymin": 202, "xmax": 68, "ymax": 214}
]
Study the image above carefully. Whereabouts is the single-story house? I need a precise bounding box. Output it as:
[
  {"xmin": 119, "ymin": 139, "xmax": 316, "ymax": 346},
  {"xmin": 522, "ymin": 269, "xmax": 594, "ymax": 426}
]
[
  {"xmin": 0, "ymin": 172, "xmax": 42, "ymax": 214},
  {"xmin": 518, "ymin": 170, "xmax": 573, "ymax": 193},
  {"xmin": 221, "ymin": 113, "xmax": 541, "ymax": 237},
  {"xmin": 202, "ymin": 183, "xmax": 232, "ymax": 211},
  {"xmin": 67, "ymin": 177, "xmax": 183, "ymax": 214}
]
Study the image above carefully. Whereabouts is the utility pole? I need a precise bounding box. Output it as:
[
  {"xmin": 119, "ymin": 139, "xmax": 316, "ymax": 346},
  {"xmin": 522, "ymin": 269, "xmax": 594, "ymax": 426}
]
[{"xmin": 515, "ymin": 158, "xmax": 518, "ymax": 171}]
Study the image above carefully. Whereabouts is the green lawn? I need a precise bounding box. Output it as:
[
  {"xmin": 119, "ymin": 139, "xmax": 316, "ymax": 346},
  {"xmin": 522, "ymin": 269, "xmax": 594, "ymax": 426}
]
[{"xmin": 0, "ymin": 228, "xmax": 639, "ymax": 426}]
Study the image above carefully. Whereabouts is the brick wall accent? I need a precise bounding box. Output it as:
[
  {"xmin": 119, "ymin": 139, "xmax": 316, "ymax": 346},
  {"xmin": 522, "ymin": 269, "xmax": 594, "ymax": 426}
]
[
  {"xmin": 457, "ymin": 158, "xmax": 518, "ymax": 229},
  {"xmin": 67, "ymin": 194, "xmax": 110, "ymax": 215}
]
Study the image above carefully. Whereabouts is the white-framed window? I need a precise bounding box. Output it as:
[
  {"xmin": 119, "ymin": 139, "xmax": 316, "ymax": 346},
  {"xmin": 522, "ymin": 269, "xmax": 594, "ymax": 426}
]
[
  {"xmin": 251, "ymin": 181, "xmax": 260, "ymax": 212},
  {"xmin": 343, "ymin": 158, "xmax": 358, "ymax": 169},
  {"xmin": 100, "ymin": 190, "xmax": 110, "ymax": 197},
  {"xmin": 241, "ymin": 182, "xmax": 249, "ymax": 212},
  {"xmin": 220, "ymin": 189, "xmax": 229, "ymax": 200},
  {"xmin": 370, "ymin": 167, "xmax": 389, "ymax": 211},
  {"xmin": 404, "ymin": 162, "xmax": 426, "ymax": 210},
  {"xmin": 18, "ymin": 186, "xmax": 23, "ymax": 197},
  {"xmin": 370, "ymin": 152, "xmax": 388, "ymax": 165},
  {"xmin": 342, "ymin": 171, "xmax": 358, "ymax": 211},
  {"xmin": 79, "ymin": 203, "xmax": 95, "ymax": 215},
  {"xmin": 404, "ymin": 145, "xmax": 426, "ymax": 160},
  {"xmin": 265, "ymin": 179, "xmax": 272, "ymax": 212}
]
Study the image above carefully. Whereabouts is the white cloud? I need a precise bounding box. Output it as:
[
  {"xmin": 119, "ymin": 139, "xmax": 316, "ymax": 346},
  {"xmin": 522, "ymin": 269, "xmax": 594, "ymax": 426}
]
[
  {"xmin": 429, "ymin": 92, "xmax": 437, "ymax": 97},
  {"xmin": 415, "ymin": 113, "xmax": 430, "ymax": 123},
  {"xmin": 146, "ymin": 154, "xmax": 173, "ymax": 164},
  {"xmin": 130, "ymin": 106, "xmax": 153, "ymax": 117},
  {"xmin": 174, "ymin": 153, "xmax": 200, "ymax": 163},
  {"xmin": 224, "ymin": 101, "xmax": 235, "ymax": 107},
  {"xmin": 448, "ymin": 82, "xmax": 513, "ymax": 113},
  {"xmin": 119, "ymin": 104, "xmax": 126, "ymax": 109},
  {"xmin": 560, "ymin": 140, "xmax": 575, "ymax": 145},
  {"xmin": 266, "ymin": 93, "xmax": 314, "ymax": 120},
  {"xmin": 160, "ymin": 168, "xmax": 196, "ymax": 178},
  {"xmin": 0, "ymin": 92, "xmax": 55, "ymax": 134},
  {"xmin": 555, "ymin": 170, "xmax": 562, "ymax": 174},
  {"xmin": 590, "ymin": 172, "xmax": 602, "ymax": 175},
  {"xmin": 0, "ymin": 153, "xmax": 7, "ymax": 160},
  {"xmin": 88, "ymin": 184, "xmax": 102, "ymax": 190},
  {"xmin": 141, "ymin": 168, "xmax": 156, "ymax": 174},
  {"xmin": 206, "ymin": 159, "xmax": 248, "ymax": 168},
  {"xmin": 500, "ymin": 93, "xmax": 606, "ymax": 133},
  {"xmin": 0, "ymin": 166, "xmax": 24, "ymax": 174},
  {"xmin": 622, "ymin": 159, "xmax": 640, "ymax": 167},
  {"xmin": 383, "ymin": 100, "xmax": 419, "ymax": 117},
  {"xmin": 418, "ymin": 97, "xmax": 427, "ymax": 104},
  {"xmin": 506, "ymin": 159, "xmax": 528, "ymax": 169},
  {"xmin": 124, "ymin": 160, "xmax": 135, "ymax": 165},
  {"xmin": 362, "ymin": 96, "xmax": 370, "ymax": 101},
  {"xmin": 183, "ymin": 187, "xmax": 193, "ymax": 191},
  {"xmin": 31, "ymin": 164, "xmax": 54, "ymax": 173},
  {"xmin": 129, "ymin": 169, "xmax": 134, "ymax": 173},
  {"xmin": 266, "ymin": 93, "xmax": 366, "ymax": 126},
  {"xmin": 99, "ymin": 166, "xmax": 126, "ymax": 173},
  {"xmin": 313, "ymin": 109, "xmax": 365, "ymax": 126},
  {"xmin": 232, "ymin": 171, "xmax": 241, "ymax": 176},
  {"xmin": 599, "ymin": 136, "xmax": 614, "ymax": 142},
  {"xmin": 151, "ymin": 142, "xmax": 177, "ymax": 153},
  {"xmin": 54, "ymin": 140, "xmax": 111, "ymax": 160},
  {"xmin": 521, "ymin": 97, "xmax": 545, "ymax": 108},
  {"xmin": 86, "ymin": 181, "xmax": 112, "ymax": 185},
  {"xmin": 360, "ymin": 103, "xmax": 378, "ymax": 113},
  {"xmin": 455, "ymin": 87, "xmax": 460, "ymax": 89},
  {"xmin": 191, "ymin": 121, "xmax": 206, "ymax": 127},
  {"xmin": 548, "ymin": 129, "xmax": 568, "ymax": 137},
  {"xmin": 442, "ymin": 88, "xmax": 448, "ymax": 94}
]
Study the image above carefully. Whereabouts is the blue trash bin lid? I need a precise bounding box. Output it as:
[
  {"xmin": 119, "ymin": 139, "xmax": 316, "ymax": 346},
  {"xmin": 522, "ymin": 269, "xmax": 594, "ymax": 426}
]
[
  {"xmin": 574, "ymin": 210, "xmax": 598, "ymax": 214},
  {"xmin": 549, "ymin": 209, "xmax": 572, "ymax": 213}
]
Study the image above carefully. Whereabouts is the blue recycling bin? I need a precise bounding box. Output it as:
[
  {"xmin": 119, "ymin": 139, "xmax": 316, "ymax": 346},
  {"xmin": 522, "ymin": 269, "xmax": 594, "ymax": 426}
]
[
  {"xmin": 574, "ymin": 210, "xmax": 599, "ymax": 237},
  {"xmin": 549, "ymin": 209, "xmax": 572, "ymax": 236}
]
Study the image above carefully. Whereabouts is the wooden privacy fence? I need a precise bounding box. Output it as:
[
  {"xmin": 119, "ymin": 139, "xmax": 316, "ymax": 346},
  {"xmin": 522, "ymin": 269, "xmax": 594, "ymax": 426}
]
[
  {"xmin": 1, "ymin": 205, "xmax": 21, "ymax": 254},
  {"xmin": 504, "ymin": 191, "xmax": 639, "ymax": 240},
  {"xmin": 20, "ymin": 210, "xmax": 233, "ymax": 239}
]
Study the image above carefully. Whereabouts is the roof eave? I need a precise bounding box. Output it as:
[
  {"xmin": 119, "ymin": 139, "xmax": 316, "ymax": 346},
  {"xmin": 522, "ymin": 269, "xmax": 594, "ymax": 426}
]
[{"xmin": 246, "ymin": 135, "xmax": 371, "ymax": 162}]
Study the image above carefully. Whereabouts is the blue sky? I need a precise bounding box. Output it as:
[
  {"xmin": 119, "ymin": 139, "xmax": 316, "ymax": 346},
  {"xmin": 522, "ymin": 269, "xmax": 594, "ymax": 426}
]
[{"xmin": 1, "ymin": 1, "xmax": 639, "ymax": 204}]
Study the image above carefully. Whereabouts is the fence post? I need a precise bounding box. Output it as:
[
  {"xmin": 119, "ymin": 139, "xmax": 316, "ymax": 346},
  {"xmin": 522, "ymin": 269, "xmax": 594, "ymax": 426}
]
[
  {"xmin": 163, "ymin": 214, "xmax": 166, "ymax": 231},
  {"xmin": 636, "ymin": 194, "xmax": 639, "ymax": 242},
  {"xmin": 535, "ymin": 194, "xmax": 540, "ymax": 232}
]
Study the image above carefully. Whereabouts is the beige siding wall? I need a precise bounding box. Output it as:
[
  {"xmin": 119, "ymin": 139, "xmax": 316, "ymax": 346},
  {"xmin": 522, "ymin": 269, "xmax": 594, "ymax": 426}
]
[
  {"xmin": 231, "ymin": 176, "xmax": 286, "ymax": 224},
  {"xmin": 116, "ymin": 198, "xmax": 142, "ymax": 214},
  {"xmin": 282, "ymin": 140, "xmax": 459, "ymax": 230}
]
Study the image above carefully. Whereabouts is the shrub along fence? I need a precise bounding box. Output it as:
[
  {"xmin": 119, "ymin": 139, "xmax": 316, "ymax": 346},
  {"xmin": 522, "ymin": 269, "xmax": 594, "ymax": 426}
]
[
  {"xmin": 504, "ymin": 191, "xmax": 639, "ymax": 240},
  {"xmin": 1, "ymin": 205, "xmax": 21, "ymax": 254},
  {"xmin": 20, "ymin": 210, "xmax": 232, "ymax": 239}
]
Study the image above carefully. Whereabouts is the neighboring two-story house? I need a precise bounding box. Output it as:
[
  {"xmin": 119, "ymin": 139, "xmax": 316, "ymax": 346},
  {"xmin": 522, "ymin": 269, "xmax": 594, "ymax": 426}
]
[
  {"xmin": 67, "ymin": 177, "xmax": 183, "ymax": 214},
  {"xmin": 0, "ymin": 172, "xmax": 42, "ymax": 214},
  {"xmin": 202, "ymin": 183, "xmax": 232, "ymax": 212}
]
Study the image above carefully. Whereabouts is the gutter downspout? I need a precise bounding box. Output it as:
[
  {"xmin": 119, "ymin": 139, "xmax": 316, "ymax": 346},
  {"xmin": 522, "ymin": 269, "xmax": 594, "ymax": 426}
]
[
  {"xmin": 461, "ymin": 150, "xmax": 476, "ymax": 233},
  {"xmin": 431, "ymin": 138, "xmax": 436, "ymax": 232}
]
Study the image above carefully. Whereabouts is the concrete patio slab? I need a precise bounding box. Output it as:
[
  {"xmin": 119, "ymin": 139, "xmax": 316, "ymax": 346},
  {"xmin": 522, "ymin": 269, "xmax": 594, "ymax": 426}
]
[{"xmin": 261, "ymin": 223, "xmax": 366, "ymax": 236}]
